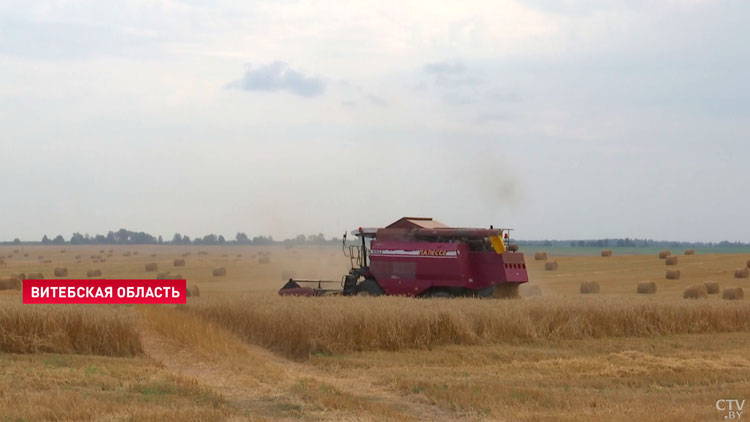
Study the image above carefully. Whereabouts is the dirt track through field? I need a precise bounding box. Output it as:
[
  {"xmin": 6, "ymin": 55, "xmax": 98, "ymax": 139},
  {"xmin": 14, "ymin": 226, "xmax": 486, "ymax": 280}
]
[
  {"xmin": 138, "ymin": 330, "xmax": 279, "ymax": 421},
  {"xmin": 138, "ymin": 309, "xmax": 464, "ymax": 422}
]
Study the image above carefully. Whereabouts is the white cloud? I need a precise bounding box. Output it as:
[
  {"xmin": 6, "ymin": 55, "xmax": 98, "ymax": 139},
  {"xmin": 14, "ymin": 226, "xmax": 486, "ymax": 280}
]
[{"xmin": 228, "ymin": 61, "xmax": 326, "ymax": 97}]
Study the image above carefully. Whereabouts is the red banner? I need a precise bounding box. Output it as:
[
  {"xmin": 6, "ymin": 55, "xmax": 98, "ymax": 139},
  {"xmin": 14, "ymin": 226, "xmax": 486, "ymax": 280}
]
[{"xmin": 22, "ymin": 279, "xmax": 187, "ymax": 304}]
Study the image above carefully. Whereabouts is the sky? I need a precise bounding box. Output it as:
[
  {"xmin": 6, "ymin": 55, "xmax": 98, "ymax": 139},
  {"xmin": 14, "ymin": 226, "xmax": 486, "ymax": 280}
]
[{"xmin": 0, "ymin": 0, "xmax": 748, "ymax": 242}]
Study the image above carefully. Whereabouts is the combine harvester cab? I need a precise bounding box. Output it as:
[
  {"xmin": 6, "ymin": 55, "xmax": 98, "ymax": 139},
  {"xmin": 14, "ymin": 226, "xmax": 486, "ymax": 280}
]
[{"xmin": 279, "ymin": 217, "xmax": 528, "ymax": 298}]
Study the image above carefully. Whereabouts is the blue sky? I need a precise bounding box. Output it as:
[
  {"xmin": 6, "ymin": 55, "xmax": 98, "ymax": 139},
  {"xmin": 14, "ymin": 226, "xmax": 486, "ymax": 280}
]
[{"xmin": 0, "ymin": 0, "xmax": 748, "ymax": 241}]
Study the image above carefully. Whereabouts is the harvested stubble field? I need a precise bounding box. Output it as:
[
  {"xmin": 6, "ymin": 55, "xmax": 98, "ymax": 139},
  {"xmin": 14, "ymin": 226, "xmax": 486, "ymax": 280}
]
[{"xmin": 1, "ymin": 245, "xmax": 750, "ymax": 421}]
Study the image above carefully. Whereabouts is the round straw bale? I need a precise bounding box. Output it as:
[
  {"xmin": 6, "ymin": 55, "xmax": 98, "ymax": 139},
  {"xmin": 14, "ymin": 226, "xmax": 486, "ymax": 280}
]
[
  {"xmin": 123, "ymin": 252, "xmax": 131, "ymax": 257},
  {"xmin": 666, "ymin": 269, "xmax": 681, "ymax": 280},
  {"xmin": 133, "ymin": 251, "xmax": 138, "ymax": 255},
  {"xmin": 181, "ymin": 252, "xmax": 190, "ymax": 257},
  {"xmin": 75, "ymin": 255, "xmax": 81, "ymax": 259},
  {"xmin": 658, "ymin": 250, "xmax": 671, "ymax": 259},
  {"xmin": 156, "ymin": 272, "xmax": 170, "ymax": 279},
  {"xmin": 42, "ymin": 259, "xmax": 52, "ymax": 264},
  {"xmin": 544, "ymin": 261, "xmax": 558, "ymax": 271},
  {"xmin": 98, "ymin": 258, "xmax": 107, "ymax": 263},
  {"xmin": 27, "ymin": 272, "xmax": 44, "ymax": 279},
  {"xmin": 735, "ymin": 268, "xmax": 749, "ymax": 279},
  {"xmin": 99, "ymin": 249, "xmax": 105, "ymax": 253},
  {"xmin": 12, "ymin": 249, "xmax": 18, "ymax": 253},
  {"xmin": 580, "ymin": 281, "xmax": 600, "ymax": 294},
  {"xmin": 520, "ymin": 284, "xmax": 542, "ymax": 297},
  {"xmin": 534, "ymin": 251, "xmax": 548, "ymax": 261},
  {"xmin": 684, "ymin": 249, "xmax": 696, "ymax": 255},
  {"xmin": 151, "ymin": 254, "xmax": 157, "ymax": 257},
  {"xmin": 746, "ymin": 259, "xmax": 750, "ymax": 268},
  {"xmin": 507, "ymin": 244, "xmax": 519, "ymax": 252},
  {"xmin": 53, "ymin": 267, "xmax": 68, "ymax": 277},
  {"xmin": 665, "ymin": 256, "xmax": 678, "ymax": 265},
  {"xmin": 637, "ymin": 281, "xmax": 657, "ymax": 294},
  {"xmin": 38, "ymin": 256, "xmax": 44, "ymax": 260},
  {"xmin": 145, "ymin": 263, "xmax": 158, "ymax": 272},
  {"xmin": 601, "ymin": 249, "xmax": 613, "ymax": 257},
  {"xmin": 86, "ymin": 269, "xmax": 102, "ymax": 278},
  {"xmin": 259, "ymin": 256, "xmax": 271, "ymax": 264},
  {"xmin": 722, "ymin": 287, "xmax": 744, "ymax": 300},
  {"xmin": 703, "ymin": 281, "xmax": 720, "ymax": 294},
  {"xmin": 0, "ymin": 259, "xmax": 5, "ymax": 265},
  {"xmin": 60, "ymin": 249, "xmax": 66, "ymax": 253},
  {"xmin": 173, "ymin": 259, "xmax": 186, "ymax": 267},
  {"xmin": 186, "ymin": 284, "xmax": 200, "ymax": 297},
  {"xmin": 683, "ymin": 284, "xmax": 708, "ymax": 299},
  {"xmin": 236, "ymin": 254, "xmax": 242, "ymax": 258},
  {"xmin": 212, "ymin": 267, "xmax": 227, "ymax": 277},
  {"xmin": 12, "ymin": 273, "xmax": 26, "ymax": 280},
  {"xmin": 0, "ymin": 276, "xmax": 21, "ymax": 290},
  {"xmin": 198, "ymin": 251, "xmax": 208, "ymax": 255}
]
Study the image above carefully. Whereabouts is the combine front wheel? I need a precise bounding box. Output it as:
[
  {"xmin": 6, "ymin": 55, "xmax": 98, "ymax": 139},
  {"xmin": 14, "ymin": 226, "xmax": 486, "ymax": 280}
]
[{"xmin": 356, "ymin": 279, "xmax": 384, "ymax": 296}]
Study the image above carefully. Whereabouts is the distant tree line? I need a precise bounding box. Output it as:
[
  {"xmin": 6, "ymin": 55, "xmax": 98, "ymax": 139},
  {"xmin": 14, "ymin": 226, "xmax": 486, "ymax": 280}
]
[
  {"xmin": 1, "ymin": 230, "xmax": 747, "ymax": 248},
  {"xmin": 0, "ymin": 228, "xmax": 341, "ymax": 246},
  {"xmin": 516, "ymin": 238, "xmax": 750, "ymax": 248}
]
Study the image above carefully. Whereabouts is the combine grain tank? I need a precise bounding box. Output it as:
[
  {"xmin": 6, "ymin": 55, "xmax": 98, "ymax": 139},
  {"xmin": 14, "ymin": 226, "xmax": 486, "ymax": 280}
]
[{"xmin": 279, "ymin": 217, "xmax": 528, "ymax": 298}]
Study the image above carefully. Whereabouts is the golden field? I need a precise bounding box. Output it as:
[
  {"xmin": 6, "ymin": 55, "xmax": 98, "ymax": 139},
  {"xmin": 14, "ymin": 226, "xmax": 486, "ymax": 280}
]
[{"xmin": 1, "ymin": 245, "xmax": 750, "ymax": 421}]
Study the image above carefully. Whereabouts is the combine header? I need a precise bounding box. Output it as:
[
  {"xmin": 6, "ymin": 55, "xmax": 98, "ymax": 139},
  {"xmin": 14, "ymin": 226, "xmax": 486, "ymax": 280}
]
[{"xmin": 279, "ymin": 217, "xmax": 528, "ymax": 298}]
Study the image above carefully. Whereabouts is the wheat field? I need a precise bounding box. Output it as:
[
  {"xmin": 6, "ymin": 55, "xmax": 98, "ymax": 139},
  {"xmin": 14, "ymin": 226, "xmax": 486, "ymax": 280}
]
[
  {"xmin": 0, "ymin": 298, "xmax": 142, "ymax": 356},
  {"xmin": 184, "ymin": 295, "xmax": 750, "ymax": 358},
  {"xmin": 1, "ymin": 244, "xmax": 750, "ymax": 421}
]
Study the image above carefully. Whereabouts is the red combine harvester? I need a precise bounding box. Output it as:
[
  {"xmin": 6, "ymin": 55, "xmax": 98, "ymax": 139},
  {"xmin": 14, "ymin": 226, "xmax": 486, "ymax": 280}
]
[{"xmin": 279, "ymin": 217, "xmax": 528, "ymax": 298}]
